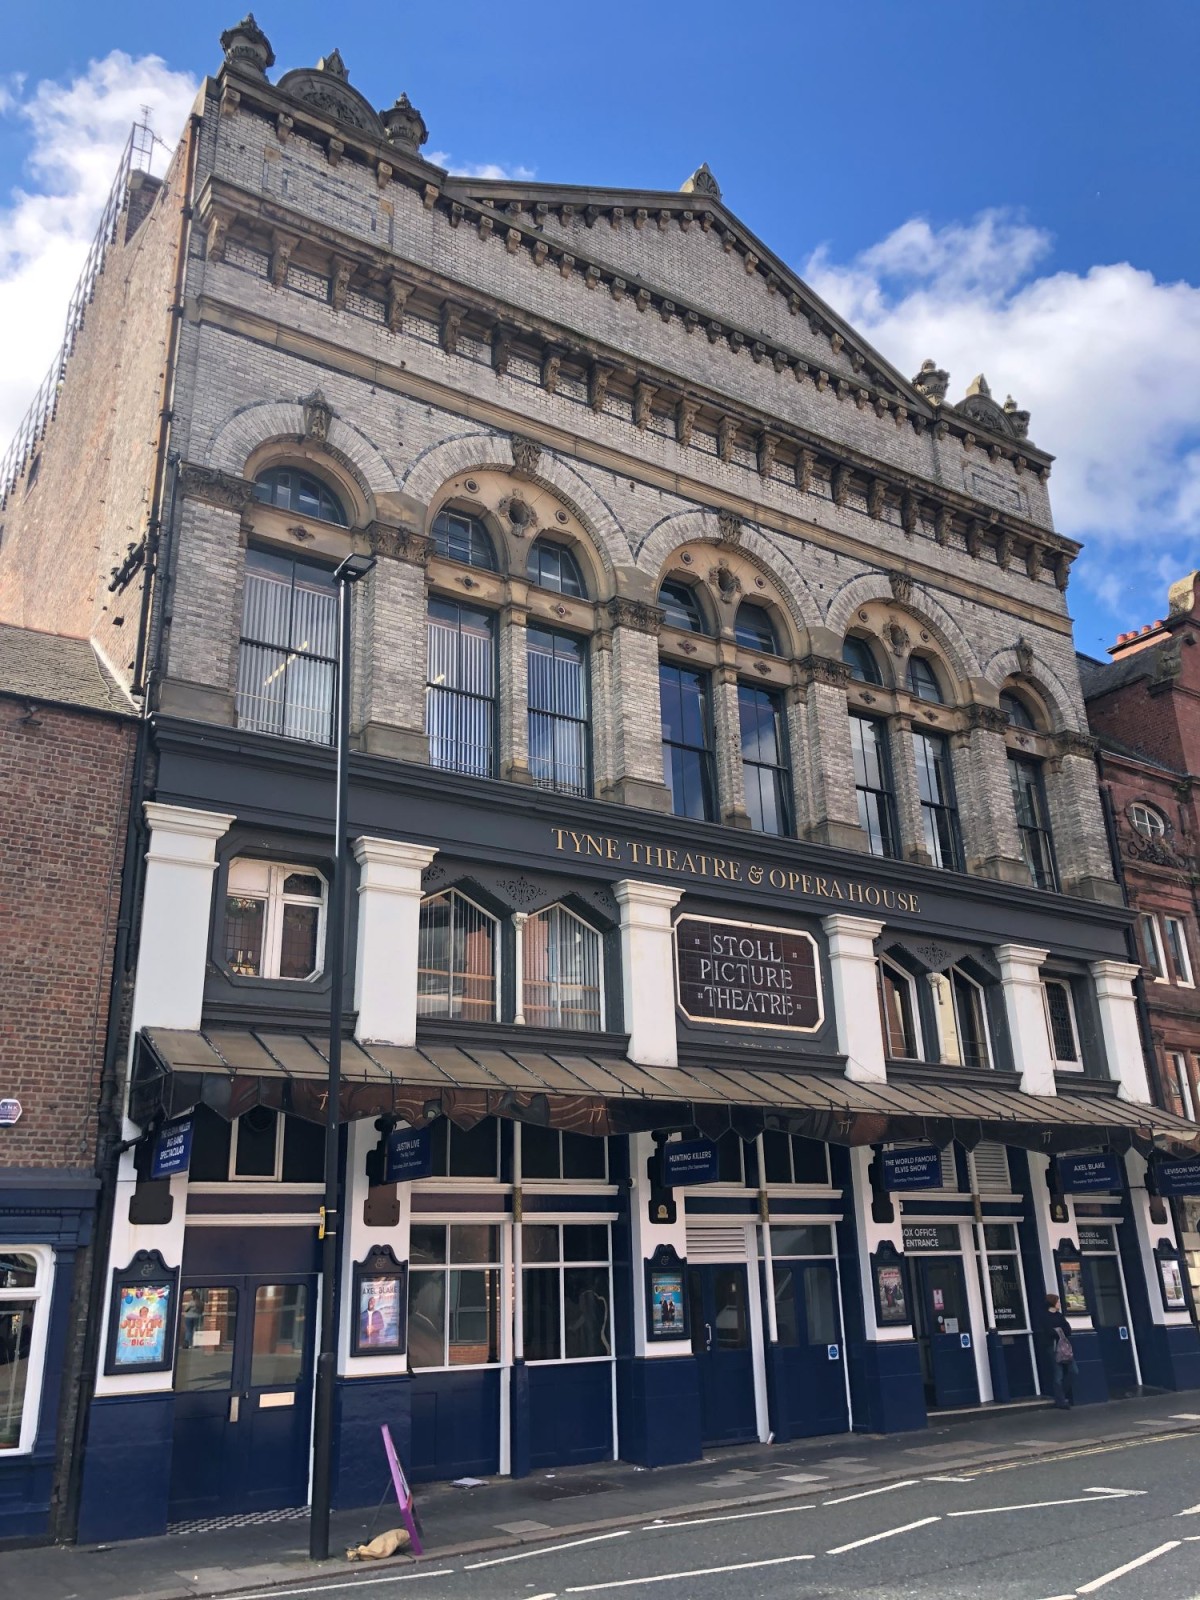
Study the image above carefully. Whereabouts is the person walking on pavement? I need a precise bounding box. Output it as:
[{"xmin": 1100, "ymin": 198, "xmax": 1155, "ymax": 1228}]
[{"xmin": 1046, "ymin": 1292, "xmax": 1076, "ymax": 1409}]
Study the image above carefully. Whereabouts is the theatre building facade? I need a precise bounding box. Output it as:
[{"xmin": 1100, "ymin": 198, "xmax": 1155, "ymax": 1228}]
[{"xmin": 3, "ymin": 20, "xmax": 1200, "ymax": 1543}]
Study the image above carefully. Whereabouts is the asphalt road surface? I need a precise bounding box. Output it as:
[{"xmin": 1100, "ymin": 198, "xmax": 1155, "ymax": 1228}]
[{"xmin": 228, "ymin": 1430, "xmax": 1200, "ymax": 1600}]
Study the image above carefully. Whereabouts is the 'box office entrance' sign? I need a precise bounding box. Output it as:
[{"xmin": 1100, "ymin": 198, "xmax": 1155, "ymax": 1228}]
[{"xmin": 675, "ymin": 916, "xmax": 822, "ymax": 1031}]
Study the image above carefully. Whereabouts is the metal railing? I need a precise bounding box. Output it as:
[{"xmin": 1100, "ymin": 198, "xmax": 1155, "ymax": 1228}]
[{"xmin": 0, "ymin": 118, "xmax": 160, "ymax": 508}]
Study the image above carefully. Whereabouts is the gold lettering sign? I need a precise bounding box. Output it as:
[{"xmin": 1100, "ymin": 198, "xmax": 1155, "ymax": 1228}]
[{"xmin": 550, "ymin": 828, "xmax": 922, "ymax": 915}]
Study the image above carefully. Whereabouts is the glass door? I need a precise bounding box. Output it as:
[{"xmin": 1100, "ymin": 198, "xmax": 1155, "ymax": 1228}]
[
  {"xmin": 1080, "ymin": 1228, "xmax": 1138, "ymax": 1394},
  {"xmin": 689, "ymin": 1264, "xmax": 757, "ymax": 1445}
]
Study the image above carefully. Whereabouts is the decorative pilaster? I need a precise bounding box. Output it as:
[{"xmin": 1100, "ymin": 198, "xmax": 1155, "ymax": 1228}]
[
  {"xmin": 352, "ymin": 837, "xmax": 439, "ymax": 1045},
  {"xmin": 821, "ymin": 914, "xmax": 887, "ymax": 1082},
  {"xmin": 713, "ymin": 667, "xmax": 749, "ymax": 828},
  {"xmin": 994, "ymin": 944, "xmax": 1054, "ymax": 1096},
  {"xmin": 613, "ymin": 879, "xmax": 685, "ymax": 1067},
  {"xmin": 601, "ymin": 598, "xmax": 671, "ymax": 811},
  {"xmin": 499, "ymin": 604, "xmax": 530, "ymax": 784},
  {"xmin": 1090, "ymin": 959, "xmax": 1150, "ymax": 1102}
]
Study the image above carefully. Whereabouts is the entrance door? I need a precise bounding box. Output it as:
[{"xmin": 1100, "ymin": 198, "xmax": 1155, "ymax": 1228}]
[
  {"xmin": 169, "ymin": 1274, "xmax": 315, "ymax": 1521},
  {"xmin": 688, "ymin": 1264, "xmax": 757, "ymax": 1445},
  {"xmin": 912, "ymin": 1256, "xmax": 979, "ymax": 1408},
  {"xmin": 771, "ymin": 1258, "xmax": 848, "ymax": 1437},
  {"xmin": 1083, "ymin": 1253, "xmax": 1138, "ymax": 1395}
]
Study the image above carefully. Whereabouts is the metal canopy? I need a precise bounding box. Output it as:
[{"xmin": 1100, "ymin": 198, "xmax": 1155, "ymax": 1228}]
[{"xmin": 133, "ymin": 1027, "xmax": 1200, "ymax": 1157}]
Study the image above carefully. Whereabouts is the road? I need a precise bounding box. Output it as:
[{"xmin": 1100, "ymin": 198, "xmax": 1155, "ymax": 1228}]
[{"xmin": 227, "ymin": 1431, "xmax": 1200, "ymax": 1600}]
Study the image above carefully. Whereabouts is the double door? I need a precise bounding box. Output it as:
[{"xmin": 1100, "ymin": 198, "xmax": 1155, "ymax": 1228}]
[
  {"xmin": 911, "ymin": 1255, "xmax": 979, "ymax": 1408},
  {"xmin": 688, "ymin": 1264, "xmax": 757, "ymax": 1445},
  {"xmin": 169, "ymin": 1273, "xmax": 315, "ymax": 1521}
]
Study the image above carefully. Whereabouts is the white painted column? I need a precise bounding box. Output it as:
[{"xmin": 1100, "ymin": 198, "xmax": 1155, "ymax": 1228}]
[
  {"xmin": 338, "ymin": 1119, "xmax": 412, "ymax": 1376},
  {"xmin": 512, "ymin": 914, "xmax": 528, "ymax": 1026},
  {"xmin": 1124, "ymin": 1149, "xmax": 1192, "ymax": 1331},
  {"xmin": 995, "ymin": 944, "xmax": 1055, "ymax": 1097},
  {"xmin": 99, "ymin": 802, "xmax": 235, "ymax": 1398},
  {"xmin": 848, "ymin": 1146, "xmax": 912, "ymax": 1342},
  {"xmin": 958, "ymin": 1219, "xmax": 994, "ymax": 1402},
  {"xmin": 627, "ymin": 1131, "xmax": 690, "ymax": 1360},
  {"xmin": 613, "ymin": 879, "xmax": 684, "ymax": 1068},
  {"xmin": 821, "ymin": 915, "xmax": 886, "ymax": 1083},
  {"xmin": 1027, "ymin": 1154, "xmax": 1095, "ymax": 1334},
  {"xmin": 1090, "ymin": 959, "xmax": 1151, "ymax": 1103},
  {"xmin": 352, "ymin": 837, "xmax": 438, "ymax": 1045}
]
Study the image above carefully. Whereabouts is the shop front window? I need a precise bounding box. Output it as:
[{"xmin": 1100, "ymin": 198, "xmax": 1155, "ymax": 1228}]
[
  {"xmin": 522, "ymin": 1224, "xmax": 612, "ymax": 1361},
  {"xmin": 408, "ymin": 1224, "xmax": 501, "ymax": 1369},
  {"xmin": 0, "ymin": 1251, "xmax": 48, "ymax": 1454}
]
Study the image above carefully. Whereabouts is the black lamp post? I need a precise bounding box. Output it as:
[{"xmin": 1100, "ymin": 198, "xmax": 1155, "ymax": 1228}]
[{"xmin": 310, "ymin": 549, "xmax": 376, "ymax": 1561}]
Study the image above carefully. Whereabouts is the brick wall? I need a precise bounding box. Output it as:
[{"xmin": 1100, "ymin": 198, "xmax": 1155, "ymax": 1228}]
[{"xmin": 0, "ymin": 698, "xmax": 135, "ymax": 1167}]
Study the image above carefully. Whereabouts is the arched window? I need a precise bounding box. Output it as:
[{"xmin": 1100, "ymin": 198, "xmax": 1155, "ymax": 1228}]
[
  {"xmin": 417, "ymin": 890, "xmax": 497, "ymax": 1020},
  {"xmin": 850, "ymin": 714, "xmax": 897, "ymax": 857},
  {"xmin": 1131, "ymin": 802, "xmax": 1166, "ymax": 840},
  {"xmin": 223, "ymin": 859, "xmax": 326, "ymax": 980},
  {"xmin": 878, "ymin": 959, "xmax": 921, "ymax": 1060},
  {"xmin": 1000, "ymin": 690, "xmax": 1036, "ymax": 729},
  {"xmin": 660, "ymin": 663, "xmax": 716, "ymax": 820},
  {"xmin": 523, "ymin": 905, "xmax": 603, "ymax": 1031},
  {"xmin": 906, "ymin": 654, "xmax": 943, "ymax": 703},
  {"xmin": 734, "ymin": 601, "xmax": 778, "ymax": 654},
  {"xmin": 739, "ymin": 684, "xmax": 792, "ymax": 835},
  {"xmin": 430, "ymin": 508, "xmax": 497, "ymax": 570},
  {"xmin": 254, "ymin": 467, "xmax": 348, "ymax": 526},
  {"xmin": 930, "ymin": 966, "xmax": 992, "ymax": 1070},
  {"xmin": 658, "ymin": 580, "xmax": 709, "ymax": 634},
  {"xmin": 528, "ymin": 539, "xmax": 586, "ymax": 598},
  {"xmin": 843, "ymin": 636, "xmax": 883, "ymax": 685},
  {"xmin": 426, "ymin": 598, "xmax": 496, "ymax": 776}
]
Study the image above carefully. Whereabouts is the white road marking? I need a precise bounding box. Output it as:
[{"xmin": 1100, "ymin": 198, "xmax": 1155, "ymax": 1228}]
[
  {"xmin": 1084, "ymin": 1487, "xmax": 1146, "ymax": 1496},
  {"xmin": 466, "ymin": 1531, "xmax": 630, "ymax": 1569},
  {"xmin": 222, "ymin": 1573, "xmax": 454, "ymax": 1600},
  {"xmin": 1177, "ymin": 1502, "xmax": 1200, "ymax": 1515},
  {"xmin": 1170, "ymin": 1412, "xmax": 1200, "ymax": 1420},
  {"xmin": 822, "ymin": 1480, "xmax": 920, "ymax": 1505},
  {"xmin": 645, "ymin": 1503, "xmax": 814, "ymax": 1530},
  {"xmin": 1076, "ymin": 1540, "xmax": 1181, "ymax": 1592},
  {"xmin": 925, "ymin": 1474, "xmax": 976, "ymax": 1483},
  {"xmin": 827, "ymin": 1515, "xmax": 941, "ymax": 1553},
  {"xmin": 564, "ymin": 1554, "xmax": 814, "ymax": 1591},
  {"xmin": 949, "ymin": 1488, "xmax": 1142, "ymax": 1517}
]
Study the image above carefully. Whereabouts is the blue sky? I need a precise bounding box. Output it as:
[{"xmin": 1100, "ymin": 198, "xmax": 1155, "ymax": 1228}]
[{"xmin": 3, "ymin": 1, "xmax": 1198, "ymax": 654}]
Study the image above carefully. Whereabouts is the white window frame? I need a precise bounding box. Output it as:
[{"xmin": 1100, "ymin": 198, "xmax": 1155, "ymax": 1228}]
[
  {"xmin": 1131, "ymin": 802, "xmax": 1166, "ymax": 840},
  {"xmin": 1042, "ymin": 978, "xmax": 1083, "ymax": 1072},
  {"xmin": 0, "ymin": 1245, "xmax": 54, "ymax": 1456},
  {"xmin": 1139, "ymin": 913, "xmax": 1168, "ymax": 982},
  {"xmin": 417, "ymin": 889, "xmax": 501, "ymax": 1022},
  {"xmin": 224, "ymin": 859, "xmax": 327, "ymax": 981},
  {"xmin": 520, "ymin": 1221, "xmax": 614, "ymax": 1365},
  {"xmin": 878, "ymin": 957, "xmax": 923, "ymax": 1061},
  {"xmin": 406, "ymin": 1221, "xmax": 505, "ymax": 1373},
  {"xmin": 228, "ymin": 1108, "xmax": 284, "ymax": 1182},
  {"xmin": 757, "ymin": 1131, "xmax": 832, "ymax": 1189},
  {"xmin": 1165, "ymin": 917, "xmax": 1194, "ymax": 987},
  {"xmin": 929, "ymin": 966, "xmax": 993, "ymax": 1070},
  {"xmin": 516, "ymin": 1124, "xmax": 610, "ymax": 1187},
  {"xmin": 1172, "ymin": 1053, "xmax": 1196, "ymax": 1122},
  {"xmin": 521, "ymin": 903, "xmax": 605, "ymax": 1032}
]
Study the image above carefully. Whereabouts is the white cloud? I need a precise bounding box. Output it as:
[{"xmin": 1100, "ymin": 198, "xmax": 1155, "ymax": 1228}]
[
  {"xmin": 0, "ymin": 52, "xmax": 198, "ymax": 449},
  {"xmin": 803, "ymin": 210, "xmax": 1200, "ymax": 623},
  {"xmin": 427, "ymin": 151, "xmax": 537, "ymax": 182}
]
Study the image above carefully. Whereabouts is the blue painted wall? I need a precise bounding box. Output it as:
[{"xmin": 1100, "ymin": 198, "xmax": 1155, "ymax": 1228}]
[
  {"xmin": 615, "ymin": 1356, "xmax": 702, "ymax": 1466},
  {"xmin": 409, "ymin": 1369, "xmax": 500, "ymax": 1482},
  {"xmin": 331, "ymin": 1374, "xmax": 413, "ymax": 1509},
  {"xmin": 76, "ymin": 1393, "xmax": 175, "ymax": 1543}
]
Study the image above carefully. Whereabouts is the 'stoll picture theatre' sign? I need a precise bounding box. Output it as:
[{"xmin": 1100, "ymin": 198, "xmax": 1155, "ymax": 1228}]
[{"xmin": 675, "ymin": 916, "xmax": 823, "ymax": 1032}]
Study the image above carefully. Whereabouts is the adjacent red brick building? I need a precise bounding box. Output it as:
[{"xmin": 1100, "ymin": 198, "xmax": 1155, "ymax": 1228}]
[
  {"xmin": 1081, "ymin": 571, "xmax": 1200, "ymax": 1294},
  {"xmin": 0, "ymin": 623, "xmax": 137, "ymax": 1539}
]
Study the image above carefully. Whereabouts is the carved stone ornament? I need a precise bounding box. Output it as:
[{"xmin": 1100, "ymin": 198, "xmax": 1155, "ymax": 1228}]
[
  {"xmin": 386, "ymin": 277, "xmax": 411, "ymax": 333},
  {"xmin": 954, "ymin": 373, "xmax": 1024, "ymax": 440},
  {"xmin": 1004, "ymin": 395, "xmax": 1031, "ymax": 439},
  {"xmin": 1053, "ymin": 552, "xmax": 1071, "ymax": 592},
  {"xmin": 588, "ymin": 362, "xmax": 612, "ymax": 413},
  {"xmin": 885, "ymin": 620, "xmax": 910, "ymax": 659},
  {"xmin": 681, "ymin": 162, "xmax": 721, "ymax": 199},
  {"xmin": 757, "ymin": 431, "xmax": 778, "ymax": 479},
  {"xmin": 498, "ymin": 494, "xmax": 537, "ymax": 536},
  {"xmin": 205, "ymin": 209, "xmax": 231, "ymax": 263},
  {"xmin": 301, "ymin": 387, "xmax": 333, "ymax": 441},
  {"xmin": 912, "ymin": 359, "xmax": 950, "ymax": 406},
  {"xmin": 966, "ymin": 703, "xmax": 1009, "ymax": 736},
  {"xmin": 1053, "ymin": 729, "xmax": 1098, "ymax": 761},
  {"xmin": 965, "ymin": 519, "xmax": 983, "ymax": 558},
  {"xmin": 491, "ymin": 324, "xmax": 514, "ymax": 377},
  {"xmin": 676, "ymin": 398, "xmax": 698, "ymax": 447},
  {"xmin": 179, "ymin": 462, "xmax": 257, "ymax": 512},
  {"xmin": 901, "ymin": 493, "xmax": 919, "ymax": 536},
  {"xmin": 934, "ymin": 506, "xmax": 951, "ymax": 546},
  {"xmin": 796, "ymin": 450, "xmax": 815, "ymax": 495},
  {"xmin": 606, "ymin": 596, "xmax": 663, "ymax": 636},
  {"xmin": 1015, "ymin": 637, "xmax": 1035, "ymax": 676},
  {"xmin": 888, "ymin": 570, "xmax": 914, "ymax": 606},
  {"xmin": 716, "ymin": 510, "xmax": 743, "ymax": 547},
  {"xmin": 381, "ymin": 92, "xmax": 430, "ymax": 153},
  {"xmin": 911, "ymin": 940, "xmax": 955, "ymax": 974},
  {"xmin": 440, "ymin": 300, "xmax": 465, "ymax": 356},
  {"xmin": 220, "ymin": 14, "xmax": 275, "ymax": 74},
  {"xmin": 797, "ymin": 653, "xmax": 852, "ymax": 689},
  {"xmin": 717, "ymin": 417, "xmax": 737, "ymax": 464},
  {"xmin": 868, "ymin": 479, "xmax": 887, "ymax": 520},
  {"xmin": 831, "ymin": 466, "xmax": 850, "ymax": 507},
  {"xmin": 275, "ymin": 59, "xmax": 386, "ymax": 139},
  {"xmin": 367, "ymin": 523, "xmax": 428, "ymax": 566},
  {"xmin": 269, "ymin": 229, "xmax": 297, "ymax": 288},
  {"xmin": 510, "ymin": 435, "xmax": 542, "ymax": 480},
  {"xmin": 708, "ymin": 562, "xmax": 742, "ymax": 606},
  {"xmin": 634, "ymin": 381, "xmax": 658, "ymax": 430},
  {"xmin": 541, "ymin": 351, "xmax": 562, "ymax": 395}
]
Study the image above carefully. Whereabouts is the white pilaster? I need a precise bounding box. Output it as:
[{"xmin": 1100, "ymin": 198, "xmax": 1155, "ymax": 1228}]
[
  {"xmin": 627, "ymin": 1131, "xmax": 691, "ymax": 1358},
  {"xmin": 1124, "ymin": 1149, "xmax": 1191, "ymax": 1329},
  {"xmin": 613, "ymin": 879, "xmax": 685, "ymax": 1068},
  {"xmin": 1027, "ymin": 1154, "xmax": 1094, "ymax": 1331},
  {"xmin": 848, "ymin": 1147, "xmax": 912, "ymax": 1341},
  {"xmin": 821, "ymin": 914, "xmax": 886, "ymax": 1083},
  {"xmin": 995, "ymin": 944, "xmax": 1055, "ymax": 1097},
  {"xmin": 352, "ymin": 837, "xmax": 438, "ymax": 1045},
  {"xmin": 1090, "ymin": 959, "xmax": 1151, "ymax": 1103},
  {"xmin": 338, "ymin": 1119, "xmax": 412, "ymax": 1375}
]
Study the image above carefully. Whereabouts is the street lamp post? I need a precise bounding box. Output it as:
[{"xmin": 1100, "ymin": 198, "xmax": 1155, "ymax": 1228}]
[{"xmin": 310, "ymin": 550, "xmax": 376, "ymax": 1562}]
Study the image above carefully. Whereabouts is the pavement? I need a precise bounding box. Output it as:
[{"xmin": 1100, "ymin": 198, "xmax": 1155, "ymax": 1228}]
[{"xmin": 5, "ymin": 1390, "xmax": 1200, "ymax": 1600}]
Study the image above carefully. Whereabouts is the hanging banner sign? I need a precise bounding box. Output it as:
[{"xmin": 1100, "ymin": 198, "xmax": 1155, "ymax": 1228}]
[
  {"xmin": 1055, "ymin": 1153, "xmax": 1122, "ymax": 1193},
  {"xmin": 151, "ymin": 1116, "xmax": 194, "ymax": 1179},
  {"xmin": 385, "ymin": 1126, "xmax": 433, "ymax": 1184},
  {"xmin": 1154, "ymin": 1157, "xmax": 1200, "ymax": 1196},
  {"xmin": 662, "ymin": 1138, "xmax": 719, "ymax": 1188},
  {"xmin": 675, "ymin": 917, "xmax": 823, "ymax": 1032},
  {"xmin": 883, "ymin": 1145, "xmax": 943, "ymax": 1191}
]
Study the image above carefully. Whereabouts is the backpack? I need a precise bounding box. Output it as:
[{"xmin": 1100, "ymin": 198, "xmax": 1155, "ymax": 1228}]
[{"xmin": 1054, "ymin": 1329, "xmax": 1074, "ymax": 1363}]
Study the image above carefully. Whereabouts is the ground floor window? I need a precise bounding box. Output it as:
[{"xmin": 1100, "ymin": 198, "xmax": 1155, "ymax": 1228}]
[
  {"xmin": 763, "ymin": 1225, "xmax": 837, "ymax": 1347},
  {"xmin": 521, "ymin": 1224, "xmax": 612, "ymax": 1361},
  {"xmin": 408, "ymin": 1225, "xmax": 501, "ymax": 1369},
  {"xmin": 0, "ymin": 1249, "xmax": 50, "ymax": 1453},
  {"xmin": 976, "ymin": 1224, "xmax": 1029, "ymax": 1333}
]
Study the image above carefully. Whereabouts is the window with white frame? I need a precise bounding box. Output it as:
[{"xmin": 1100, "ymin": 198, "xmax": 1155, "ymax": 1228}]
[
  {"xmin": 1139, "ymin": 913, "xmax": 1167, "ymax": 980},
  {"xmin": 521, "ymin": 1224, "xmax": 612, "ymax": 1361},
  {"xmin": 1172, "ymin": 1053, "xmax": 1196, "ymax": 1122},
  {"xmin": 520, "ymin": 1124, "xmax": 607, "ymax": 1182},
  {"xmin": 223, "ymin": 860, "xmax": 326, "ymax": 980},
  {"xmin": 1131, "ymin": 802, "xmax": 1167, "ymax": 840},
  {"xmin": 1042, "ymin": 978, "xmax": 1082, "ymax": 1070},
  {"xmin": 878, "ymin": 958, "xmax": 922, "ymax": 1060},
  {"xmin": 0, "ymin": 1249, "xmax": 51, "ymax": 1454},
  {"xmin": 759, "ymin": 1132, "xmax": 830, "ymax": 1186},
  {"xmin": 1165, "ymin": 917, "xmax": 1194, "ymax": 986},
  {"xmin": 417, "ymin": 890, "xmax": 497, "ymax": 1020},
  {"xmin": 929, "ymin": 967, "xmax": 992, "ymax": 1070},
  {"xmin": 522, "ymin": 905, "xmax": 603, "ymax": 1031},
  {"xmin": 407, "ymin": 1224, "xmax": 500, "ymax": 1369}
]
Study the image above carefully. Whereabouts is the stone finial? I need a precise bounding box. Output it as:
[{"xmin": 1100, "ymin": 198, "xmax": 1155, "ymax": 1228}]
[
  {"xmin": 317, "ymin": 48, "xmax": 348, "ymax": 79},
  {"xmin": 219, "ymin": 14, "xmax": 275, "ymax": 74},
  {"xmin": 965, "ymin": 373, "xmax": 991, "ymax": 398},
  {"xmin": 1168, "ymin": 572, "xmax": 1200, "ymax": 616},
  {"xmin": 681, "ymin": 163, "xmax": 721, "ymax": 200},
  {"xmin": 382, "ymin": 92, "xmax": 430, "ymax": 153},
  {"xmin": 301, "ymin": 388, "xmax": 333, "ymax": 441},
  {"xmin": 912, "ymin": 359, "xmax": 950, "ymax": 405},
  {"xmin": 1003, "ymin": 395, "xmax": 1031, "ymax": 439}
]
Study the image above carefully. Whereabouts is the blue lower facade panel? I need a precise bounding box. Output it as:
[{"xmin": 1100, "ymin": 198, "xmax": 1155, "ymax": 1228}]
[
  {"xmin": 767, "ymin": 1342, "xmax": 849, "ymax": 1442},
  {"xmin": 409, "ymin": 1369, "xmax": 501, "ymax": 1483},
  {"xmin": 332, "ymin": 1374, "xmax": 413, "ymax": 1510},
  {"xmin": 615, "ymin": 1355, "xmax": 703, "ymax": 1467},
  {"xmin": 848, "ymin": 1338, "xmax": 928, "ymax": 1433},
  {"xmin": 76, "ymin": 1393, "xmax": 175, "ymax": 1544},
  {"xmin": 526, "ymin": 1361, "xmax": 613, "ymax": 1470},
  {"xmin": 1140, "ymin": 1322, "xmax": 1200, "ymax": 1392}
]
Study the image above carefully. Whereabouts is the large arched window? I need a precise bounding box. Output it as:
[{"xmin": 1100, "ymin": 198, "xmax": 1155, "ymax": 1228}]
[
  {"xmin": 522, "ymin": 905, "xmax": 603, "ymax": 1031},
  {"xmin": 1000, "ymin": 690, "xmax": 1036, "ymax": 730},
  {"xmin": 254, "ymin": 467, "xmax": 348, "ymax": 526},
  {"xmin": 528, "ymin": 627, "xmax": 589, "ymax": 795},
  {"xmin": 417, "ymin": 890, "xmax": 497, "ymax": 1020},
  {"xmin": 528, "ymin": 539, "xmax": 586, "ymax": 598},
  {"xmin": 905, "ymin": 654, "xmax": 944, "ymax": 703},
  {"xmin": 660, "ymin": 663, "xmax": 716, "ymax": 820},
  {"xmin": 658, "ymin": 580, "xmax": 709, "ymax": 634},
  {"xmin": 430, "ymin": 508, "xmax": 497, "ymax": 570},
  {"xmin": 734, "ymin": 601, "xmax": 778, "ymax": 654},
  {"xmin": 843, "ymin": 636, "xmax": 883, "ymax": 685},
  {"xmin": 878, "ymin": 958, "xmax": 921, "ymax": 1060}
]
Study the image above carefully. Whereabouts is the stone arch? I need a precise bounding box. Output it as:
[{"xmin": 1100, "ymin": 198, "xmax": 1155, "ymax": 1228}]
[
  {"xmin": 635, "ymin": 508, "xmax": 823, "ymax": 640},
  {"xmin": 205, "ymin": 400, "xmax": 400, "ymax": 498},
  {"xmin": 824, "ymin": 571, "xmax": 984, "ymax": 683},
  {"xmin": 984, "ymin": 644, "xmax": 1080, "ymax": 732},
  {"xmin": 400, "ymin": 432, "xmax": 631, "ymax": 579}
]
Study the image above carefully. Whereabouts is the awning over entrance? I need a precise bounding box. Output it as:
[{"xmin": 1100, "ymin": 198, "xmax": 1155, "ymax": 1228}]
[{"xmin": 133, "ymin": 1027, "xmax": 1200, "ymax": 1158}]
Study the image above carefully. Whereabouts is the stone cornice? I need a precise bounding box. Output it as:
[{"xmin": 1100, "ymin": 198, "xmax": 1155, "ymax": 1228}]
[
  {"xmin": 178, "ymin": 460, "xmax": 256, "ymax": 511},
  {"xmin": 604, "ymin": 596, "xmax": 664, "ymax": 635},
  {"xmin": 795, "ymin": 653, "xmax": 852, "ymax": 689},
  {"xmin": 367, "ymin": 520, "xmax": 429, "ymax": 566}
]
